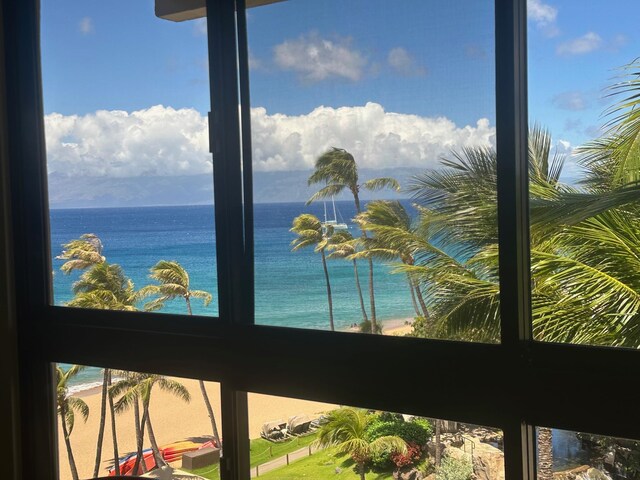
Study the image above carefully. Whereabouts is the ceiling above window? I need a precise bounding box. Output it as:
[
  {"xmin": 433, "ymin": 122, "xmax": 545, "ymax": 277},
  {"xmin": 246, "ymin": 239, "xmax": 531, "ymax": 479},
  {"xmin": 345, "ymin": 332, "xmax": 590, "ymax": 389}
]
[{"xmin": 156, "ymin": 0, "xmax": 286, "ymax": 21}]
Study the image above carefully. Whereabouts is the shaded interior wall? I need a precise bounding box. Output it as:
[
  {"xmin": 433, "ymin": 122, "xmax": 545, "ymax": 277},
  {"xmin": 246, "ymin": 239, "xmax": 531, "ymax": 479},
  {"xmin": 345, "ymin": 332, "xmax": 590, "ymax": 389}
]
[{"xmin": 0, "ymin": 2, "xmax": 22, "ymax": 478}]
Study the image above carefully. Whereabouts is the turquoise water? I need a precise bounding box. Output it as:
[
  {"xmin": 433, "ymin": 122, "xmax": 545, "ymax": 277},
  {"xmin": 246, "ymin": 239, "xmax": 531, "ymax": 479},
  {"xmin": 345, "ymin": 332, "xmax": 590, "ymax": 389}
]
[
  {"xmin": 52, "ymin": 201, "xmax": 414, "ymax": 387},
  {"xmin": 51, "ymin": 201, "xmax": 414, "ymax": 327}
]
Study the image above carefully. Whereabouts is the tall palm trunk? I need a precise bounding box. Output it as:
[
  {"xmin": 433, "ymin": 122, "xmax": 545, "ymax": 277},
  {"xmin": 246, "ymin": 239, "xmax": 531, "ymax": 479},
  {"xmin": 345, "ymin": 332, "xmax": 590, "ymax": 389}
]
[
  {"xmin": 367, "ymin": 257, "xmax": 377, "ymax": 331},
  {"xmin": 359, "ymin": 461, "xmax": 366, "ymax": 480},
  {"xmin": 107, "ymin": 372, "xmax": 120, "ymax": 475},
  {"xmin": 185, "ymin": 295, "xmax": 193, "ymax": 315},
  {"xmin": 406, "ymin": 258, "xmax": 430, "ymax": 321},
  {"xmin": 60, "ymin": 406, "xmax": 81, "ymax": 480},
  {"xmin": 92, "ymin": 369, "xmax": 109, "ymax": 477},
  {"xmin": 145, "ymin": 405, "xmax": 165, "ymax": 468},
  {"xmin": 321, "ymin": 249, "xmax": 335, "ymax": 331},
  {"xmin": 132, "ymin": 398, "xmax": 148, "ymax": 474},
  {"xmin": 412, "ymin": 280, "xmax": 430, "ymax": 321},
  {"xmin": 537, "ymin": 427, "xmax": 553, "ymax": 480},
  {"xmin": 184, "ymin": 296, "xmax": 221, "ymax": 446},
  {"xmin": 435, "ymin": 419, "xmax": 442, "ymax": 467},
  {"xmin": 353, "ymin": 259, "xmax": 369, "ymax": 322},
  {"xmin": 353, "ymin": 191, "xmax": 378, "ymax": 333},
  {"xmin": 199, "ymin": 380, "xmax": 221, "ymax": 447},
  {"xmin": 407, "ymin": 276, "xmax": 421, "ymax": 318}
]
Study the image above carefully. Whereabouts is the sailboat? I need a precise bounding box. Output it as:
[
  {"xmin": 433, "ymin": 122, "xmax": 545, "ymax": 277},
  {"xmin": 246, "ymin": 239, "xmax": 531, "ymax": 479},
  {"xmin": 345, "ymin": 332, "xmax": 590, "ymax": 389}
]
[{"xmin": 322, "ymin": 196, "xmax": 349, "ymax": 234}]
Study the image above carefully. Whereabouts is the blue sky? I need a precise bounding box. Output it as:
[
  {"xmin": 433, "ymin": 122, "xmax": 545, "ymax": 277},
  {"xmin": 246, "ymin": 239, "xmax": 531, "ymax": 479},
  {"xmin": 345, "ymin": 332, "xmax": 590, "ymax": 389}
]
[{"xmin": 41, "ymin": 0, "xmax": 639, "ymax": 179}]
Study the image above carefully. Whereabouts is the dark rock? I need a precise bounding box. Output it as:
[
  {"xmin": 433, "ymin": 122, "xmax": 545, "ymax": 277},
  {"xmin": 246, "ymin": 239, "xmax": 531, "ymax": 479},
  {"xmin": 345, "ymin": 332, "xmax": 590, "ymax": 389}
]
[{"xmin": 393, "ymin": 467, "xmax": 424, "ymax": 480}]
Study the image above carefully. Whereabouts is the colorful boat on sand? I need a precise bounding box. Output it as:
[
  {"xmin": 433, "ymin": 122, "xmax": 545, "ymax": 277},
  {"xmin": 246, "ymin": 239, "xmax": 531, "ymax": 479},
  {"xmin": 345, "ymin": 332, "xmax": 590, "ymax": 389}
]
[
  {"xmin": 108, "ymin": 438, "xmax": 220, "ymax": 476},
  {"xmin": 108, "ymin": 449, "xmax": 156, "ymax": 476}
]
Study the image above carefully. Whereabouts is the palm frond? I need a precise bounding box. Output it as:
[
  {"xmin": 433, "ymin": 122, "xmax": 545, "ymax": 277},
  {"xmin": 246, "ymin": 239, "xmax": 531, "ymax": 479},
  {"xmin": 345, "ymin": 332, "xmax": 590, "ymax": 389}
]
[
  {"xmin": 531, "ymin": 184, "xmax": 640, "ymax": 226},
  {"xmin": 189, "ymin": 290, "xmax": 213, "ymax": 307},
  {"xmin": 68, "ymin": 396, "xmax": 90, "ymax": 422},
  {"xmin": 361, "ymin": 177, "xmax": 400, "ymax": 192},
  {"xmin": 306, "ymin": 184, "xmax": 347, "ymax": 205},
  {"xmin": 149, "ymin": 260, "xmax": 190, "ymax": 289},
  {"xmin": 157, "ymin": 377, "xmax": 191, "ymax": 403}
]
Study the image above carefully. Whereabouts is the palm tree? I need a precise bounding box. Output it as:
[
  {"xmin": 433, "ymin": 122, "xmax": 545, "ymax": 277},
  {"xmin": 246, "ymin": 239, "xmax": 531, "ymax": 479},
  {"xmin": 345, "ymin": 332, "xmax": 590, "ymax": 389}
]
[
  {"xmin": 67, "ymin": 261, "xmax": 141, "ymax": 473},
  {"xmin": 354, "ymin": 200, "xmax": 431, "ymax": 323},
  {"xmin": 141, "ymin": 260, "xmax": 212, "ymax": 315},
  {"xmin": 291, "ymin": 214, "xmax": 335, "ymax": 331},
  {"xmin": 111, "ymin": 372, "xmax": 191, "ymax": 474},
  {"xmin": 59, "ymin": 234, "xmax": 119, "ymax": 478},
  {"xmin": 56, "ymin": 364, "xmax": 90, "ymax": 480},
  {"xmin": 405, "ymin": 109, "xmax": 640, "ymax": 475},
  {"xmin": 434, "ymin": 419, "xmax": 442, "ymax": 467},
  {"xmin": 106, "ymin": 370, "xmax": 120, "ymax": 476},
  {"xmin": 308, "ymin": 147, "xmax": 400, "ymax": 333},
  {"xmin": 67, "ymin": 262, "xmax": 140, "ymax": 311},
  {"xmin": 404, "ymin": 127, "xmax": 567, "ymax": 474},
  {"xmin": 110, "ymin": 372, "xmax": 148, "ymax": 474},
  {"xmin": 57, "ymin": 233, "xmax": 105, "ymax": 274},
  {"xmin": 537, "ymin": 427, "xmax": 553, "ymax": 480},
  {"xmin": 141, "ymin": 260, "xmax": 219, "ymax": 447},
  {"xmin": 326, "ymin": 230, "xmax": 369, "ymax": 324},
  {"xmin": 316, "ymin": 407, "xmax": 407, "ymax": 480}
]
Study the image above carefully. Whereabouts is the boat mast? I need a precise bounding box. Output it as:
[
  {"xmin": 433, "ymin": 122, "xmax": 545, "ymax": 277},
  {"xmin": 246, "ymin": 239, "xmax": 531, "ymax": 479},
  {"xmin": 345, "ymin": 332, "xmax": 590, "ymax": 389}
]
[
  {"xmin": 324, "ymin": 200, "xmax": 328, "ymax": 224},
  {"xmin": 332, "ymin": 196, "xmax": 338, "ymax": 222}
]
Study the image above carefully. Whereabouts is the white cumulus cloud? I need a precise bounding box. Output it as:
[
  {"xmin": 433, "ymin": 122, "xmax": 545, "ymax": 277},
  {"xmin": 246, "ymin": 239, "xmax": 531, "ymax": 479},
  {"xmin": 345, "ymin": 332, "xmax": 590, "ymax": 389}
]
[
  {"xmin": 45, "ymin": 103, "xmax": 495, "ymax": 177},
  {"xmin": 45, "ymin": 106, "xmax": 211, "ymax": 177},
  {"xmin": 557, "ymin": 32, "xmax": 602, "ymax": 56},
  {"xmin": 273, "ymin": 33, "xmax": 367, "ymax": 83},
  {"xmin": 387, "ymin": 47, "xmax": 426, "ymax": 77},
  {"xmin": 250, "ymin": 103, "xmax": 494, "ymax": 171},
  {"xmin": 79, "ymin": 17, "xmax": 94, "ymax": 35}
]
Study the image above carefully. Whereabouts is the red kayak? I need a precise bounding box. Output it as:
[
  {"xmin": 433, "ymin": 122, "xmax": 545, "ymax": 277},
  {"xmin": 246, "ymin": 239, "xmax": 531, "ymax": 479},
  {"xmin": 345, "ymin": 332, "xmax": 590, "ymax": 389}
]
[{"xmin": 108, "ymin": 450, "xmax": 156, "ymax": 476}]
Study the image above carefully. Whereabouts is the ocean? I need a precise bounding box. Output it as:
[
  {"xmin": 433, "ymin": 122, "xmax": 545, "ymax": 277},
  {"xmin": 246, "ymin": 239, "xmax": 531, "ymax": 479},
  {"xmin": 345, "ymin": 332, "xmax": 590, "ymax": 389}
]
[{"xmin": 52, "ymin": 201, "xmax": 414, "ymax": 389}]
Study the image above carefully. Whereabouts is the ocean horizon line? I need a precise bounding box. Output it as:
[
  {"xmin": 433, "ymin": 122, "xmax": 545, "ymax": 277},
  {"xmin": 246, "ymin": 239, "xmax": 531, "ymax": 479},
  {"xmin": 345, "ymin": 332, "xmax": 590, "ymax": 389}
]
[{"xmin": 49, "ymin": 197, "xmax": 412, "ymax": 211}]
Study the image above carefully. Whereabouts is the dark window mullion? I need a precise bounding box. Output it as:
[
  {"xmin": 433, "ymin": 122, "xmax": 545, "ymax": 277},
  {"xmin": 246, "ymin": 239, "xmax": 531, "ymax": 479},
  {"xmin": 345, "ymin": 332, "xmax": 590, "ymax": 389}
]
[
  {"xmin": 207, "ymin": 0, "xmax": 248, "ymax": 327},
  {"xmin": 495, "ymin": 0, "xmax": 534, "ymax": 478},
  {"xmin": 237, "ymin": 0, "xmax": 255, "ymax": 327},
  {"xmin": 206, "ymin": 1, "xmax": 251, "ymax": 479},
  {"xmin": 4, "ymin": 0, "xmax": 59, "ymax": 478}
]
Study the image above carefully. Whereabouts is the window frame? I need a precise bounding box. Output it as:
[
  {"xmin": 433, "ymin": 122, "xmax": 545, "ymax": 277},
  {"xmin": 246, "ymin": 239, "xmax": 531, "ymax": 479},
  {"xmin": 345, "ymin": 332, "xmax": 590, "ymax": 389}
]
[{"xmin": 3, "ymin": 0, "xmax": 640, "ymax": 479}]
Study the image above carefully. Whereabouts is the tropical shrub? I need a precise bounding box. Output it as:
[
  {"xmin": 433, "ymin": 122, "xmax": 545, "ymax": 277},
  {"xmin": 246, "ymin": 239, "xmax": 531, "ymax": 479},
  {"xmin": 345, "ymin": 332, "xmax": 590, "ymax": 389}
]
[
  {"xmin": 436, "ymin": 455, "xmax": 473, "ymax": 480},
  {"xmin": 406, "ymin": 316, "xmax": 429, "ymax": 337},
  {"xmin": 359, "ymin": 319, "xmax": 382, "ymax": 334},
  {"xmin": 366, "ymin": 416, "xmax": 432, "ymax": 469},
  {"xmin": 391, "ymin": 442, "xmax": 422, "ymax": 468},
  {"xmin": 366, "ymin": 417, "xmax": 432, "ymax": 445}
]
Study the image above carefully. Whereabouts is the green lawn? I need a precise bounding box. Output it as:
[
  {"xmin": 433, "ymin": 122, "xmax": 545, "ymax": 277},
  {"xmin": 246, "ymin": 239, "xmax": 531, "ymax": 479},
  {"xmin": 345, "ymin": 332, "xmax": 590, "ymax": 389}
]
[
  {"xmin": 186, "ymin": 433, "xmax": 319, "ymax": 480},
  {"xmin": 255, "ymin": 448, "xmax": 395, "ymax": 480},
  {"xmin": 249, "ymin": 433, "xmax": 318, "ymax": 467}
]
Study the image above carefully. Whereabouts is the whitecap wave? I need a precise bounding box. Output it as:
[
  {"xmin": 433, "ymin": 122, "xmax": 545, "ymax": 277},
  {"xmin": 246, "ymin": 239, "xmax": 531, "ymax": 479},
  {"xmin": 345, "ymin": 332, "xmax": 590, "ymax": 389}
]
[{"xmin": 68, "ymin": 381, "xmax": 104, "ymax": 395}]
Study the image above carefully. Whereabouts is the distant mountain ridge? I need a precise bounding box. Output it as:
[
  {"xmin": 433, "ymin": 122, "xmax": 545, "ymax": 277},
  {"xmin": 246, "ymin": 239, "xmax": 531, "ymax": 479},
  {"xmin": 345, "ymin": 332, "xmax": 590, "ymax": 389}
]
[{"xmin": 48, "ymin": 168, "xmax": 422, "ymax": 208}]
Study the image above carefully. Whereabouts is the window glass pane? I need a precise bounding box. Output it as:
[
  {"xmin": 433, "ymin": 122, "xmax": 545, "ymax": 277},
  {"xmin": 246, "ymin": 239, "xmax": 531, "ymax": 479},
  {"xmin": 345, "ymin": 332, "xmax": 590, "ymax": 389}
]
[
  {"xmin": 54, "ymin": 363, "xmax": 222, "ymax": 480},
  {"xmin": 42, "ymin": 1, "xmax": 218, "ymax": 316},
  {"xmin": 528, "ymin": 1, "xmax": 640, "ymax": 347},
  {"xmin": 247, "ymin": 392, "xmax": 504, "ymax": 479},
  {"xmin": 247, "ymin": 0, "xmax": 498, "ymax": 341},
  {"xmin": 535, "ymin": 427, "xmax": 639, "ymax": 479}
]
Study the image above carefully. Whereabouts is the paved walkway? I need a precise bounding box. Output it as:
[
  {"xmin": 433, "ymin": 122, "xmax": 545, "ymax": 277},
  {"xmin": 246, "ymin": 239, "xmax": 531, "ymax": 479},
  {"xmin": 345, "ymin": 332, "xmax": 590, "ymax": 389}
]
[{"xmin": 250, "ymin": 443, "xmax": 324, "ymax": 477}]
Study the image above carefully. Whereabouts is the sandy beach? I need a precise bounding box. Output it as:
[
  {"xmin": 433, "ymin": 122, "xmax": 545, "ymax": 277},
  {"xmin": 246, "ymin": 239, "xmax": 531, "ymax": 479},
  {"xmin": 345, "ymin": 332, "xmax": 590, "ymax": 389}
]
[{"xmin": 57, "ymin": 320, "xmax": 412, "ymax": 479}]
